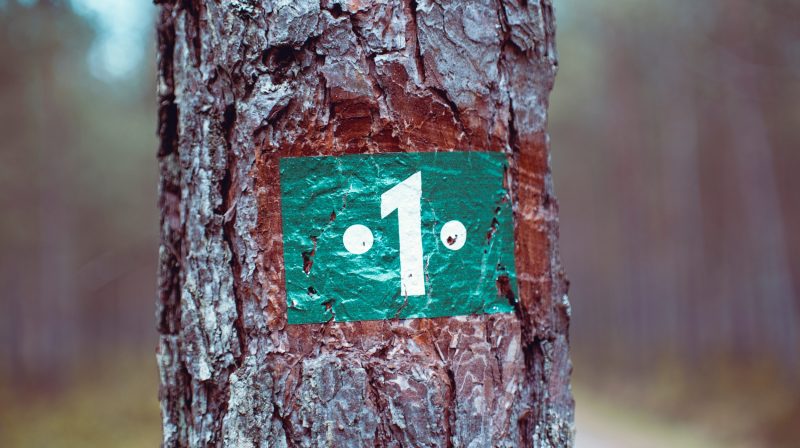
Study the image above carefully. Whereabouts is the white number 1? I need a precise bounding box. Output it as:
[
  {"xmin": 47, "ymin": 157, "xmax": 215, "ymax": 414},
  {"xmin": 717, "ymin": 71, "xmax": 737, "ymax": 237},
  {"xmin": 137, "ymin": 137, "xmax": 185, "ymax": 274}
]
[{"xmin": 381, "ymin": 172, "xmax": 425, "ymax": 296}]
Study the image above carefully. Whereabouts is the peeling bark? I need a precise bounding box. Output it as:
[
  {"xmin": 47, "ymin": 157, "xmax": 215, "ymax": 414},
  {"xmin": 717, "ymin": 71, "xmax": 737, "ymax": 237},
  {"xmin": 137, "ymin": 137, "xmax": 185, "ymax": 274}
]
[{"xmin": 156, "ymin": 0, "xmax": 573, "ymax": 446}]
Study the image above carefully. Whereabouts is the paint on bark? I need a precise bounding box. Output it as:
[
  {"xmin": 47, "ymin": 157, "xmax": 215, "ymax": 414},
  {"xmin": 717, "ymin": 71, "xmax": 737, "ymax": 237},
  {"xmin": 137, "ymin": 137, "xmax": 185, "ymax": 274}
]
[
  {"xmin": 156, "ymin": 0, "xmax": 573, "ymax": 446},
  {"xmin": 279, "ymin": 151, "xmax": 517, "ymax": 324}
]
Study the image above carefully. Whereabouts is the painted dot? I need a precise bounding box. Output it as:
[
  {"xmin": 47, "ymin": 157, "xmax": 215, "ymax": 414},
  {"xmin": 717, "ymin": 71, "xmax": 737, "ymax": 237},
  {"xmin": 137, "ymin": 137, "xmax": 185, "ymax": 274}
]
[
  {"xmin": 343, "ymin": 224, "xmax": 374, "ymax": 254},
  {"xmin": 440, "ymin": 220, "xmax": 467, "ymax": 250}
]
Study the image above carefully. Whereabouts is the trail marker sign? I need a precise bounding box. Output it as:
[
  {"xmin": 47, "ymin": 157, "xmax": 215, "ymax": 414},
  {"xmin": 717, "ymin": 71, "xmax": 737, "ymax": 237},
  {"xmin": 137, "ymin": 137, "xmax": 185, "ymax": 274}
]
[{"xmin": 279, "ymin": 151, "xmax": 517, "ymax": 324}]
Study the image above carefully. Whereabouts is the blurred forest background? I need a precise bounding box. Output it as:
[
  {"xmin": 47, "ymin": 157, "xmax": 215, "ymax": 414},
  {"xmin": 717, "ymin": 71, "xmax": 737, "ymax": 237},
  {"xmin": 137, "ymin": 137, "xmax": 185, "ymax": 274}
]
[{"xmin": 0, "ymin": 0, "xmax": 797, "ymax": 446}]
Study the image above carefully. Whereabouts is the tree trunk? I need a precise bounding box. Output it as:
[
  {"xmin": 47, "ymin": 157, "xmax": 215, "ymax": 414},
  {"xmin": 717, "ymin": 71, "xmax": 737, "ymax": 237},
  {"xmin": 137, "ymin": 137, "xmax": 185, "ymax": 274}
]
[{"xmin": 155, "ymin": 0, "xmax": 573, "ymax": 446}]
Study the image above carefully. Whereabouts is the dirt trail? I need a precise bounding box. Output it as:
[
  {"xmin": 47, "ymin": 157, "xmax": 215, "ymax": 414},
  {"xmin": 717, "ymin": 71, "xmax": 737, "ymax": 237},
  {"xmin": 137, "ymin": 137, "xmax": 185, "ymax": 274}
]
[{"xmin": 574, "ymin": 390, "xmax": 727, "ymax": 448}]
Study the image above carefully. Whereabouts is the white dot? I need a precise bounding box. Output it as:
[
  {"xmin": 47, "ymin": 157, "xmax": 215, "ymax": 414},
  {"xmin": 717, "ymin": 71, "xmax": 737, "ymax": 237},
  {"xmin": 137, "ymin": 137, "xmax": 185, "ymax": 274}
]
[
  {"xmin": 343, "ymin": 224, "xmax": 374, "ymax": 254},
  {"xmin": 440, "ymin": 220, "xmax": 467, "ymax": 250}
]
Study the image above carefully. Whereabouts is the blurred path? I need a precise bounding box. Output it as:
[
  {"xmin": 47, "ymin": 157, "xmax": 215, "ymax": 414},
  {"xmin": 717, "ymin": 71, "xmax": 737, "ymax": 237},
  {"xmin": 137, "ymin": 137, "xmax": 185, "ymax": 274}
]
[{"xmin": 574, "ymin": 390, "xmax": 727, "ymax": 448}]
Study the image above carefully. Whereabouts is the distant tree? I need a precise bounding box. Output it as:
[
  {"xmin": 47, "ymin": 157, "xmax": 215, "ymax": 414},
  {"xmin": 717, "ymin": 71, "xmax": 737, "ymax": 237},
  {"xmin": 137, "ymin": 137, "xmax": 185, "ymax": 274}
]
[
  {"xmin": 1, "ymin": 0, "xmax": 155, "ymax": 386},
  {"xmin": 155, "ymin": 1, "xmax": 573, "ymax": 446}
]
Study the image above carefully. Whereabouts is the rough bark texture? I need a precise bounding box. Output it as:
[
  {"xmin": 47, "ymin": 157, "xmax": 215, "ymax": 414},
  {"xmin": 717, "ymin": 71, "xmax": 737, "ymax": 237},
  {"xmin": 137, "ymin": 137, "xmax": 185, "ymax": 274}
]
[{"xmin": 155, "ymin": 0, "xmax": 573, "ymax": 446}]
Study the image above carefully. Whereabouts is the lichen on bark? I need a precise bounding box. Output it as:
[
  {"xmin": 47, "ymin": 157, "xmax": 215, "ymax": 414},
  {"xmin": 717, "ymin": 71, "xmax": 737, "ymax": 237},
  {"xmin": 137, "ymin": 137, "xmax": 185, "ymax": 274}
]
[{"xmin": 156, "ymin": 0, "xmax": 573, "ymax": 446}]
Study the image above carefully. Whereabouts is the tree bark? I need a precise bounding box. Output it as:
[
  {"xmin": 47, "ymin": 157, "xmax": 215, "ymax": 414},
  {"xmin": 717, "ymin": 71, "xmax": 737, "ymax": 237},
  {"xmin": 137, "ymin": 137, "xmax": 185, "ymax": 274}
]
[{"xmin": 155, "ymin": 0, "xmax": 573, "ymax": 446}]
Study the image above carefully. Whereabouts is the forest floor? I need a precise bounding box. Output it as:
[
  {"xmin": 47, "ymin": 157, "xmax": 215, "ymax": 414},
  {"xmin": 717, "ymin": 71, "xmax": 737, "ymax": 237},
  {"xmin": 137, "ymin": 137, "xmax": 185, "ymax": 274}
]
[
  {"xmin": 0, "ymin": 355, "xmax": 793, "ymax": 447},
  {"xmin": 572, "ymin": 360, "xmax": 800, "ymax": 448},
  {"xmin": 575, "ymin": 386, "xmax": 735, "ymax": 448},
  {"xmin": 0, "ymin": 355, "xmax": 161, "ymax": 448}
]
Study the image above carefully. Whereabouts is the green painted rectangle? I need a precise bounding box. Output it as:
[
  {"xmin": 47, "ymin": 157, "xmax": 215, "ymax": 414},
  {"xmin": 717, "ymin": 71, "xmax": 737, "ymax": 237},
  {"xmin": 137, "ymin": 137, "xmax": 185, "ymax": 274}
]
[{"xmin": 279, "ymin": 151, "xmax": 517, "ymax": 324}]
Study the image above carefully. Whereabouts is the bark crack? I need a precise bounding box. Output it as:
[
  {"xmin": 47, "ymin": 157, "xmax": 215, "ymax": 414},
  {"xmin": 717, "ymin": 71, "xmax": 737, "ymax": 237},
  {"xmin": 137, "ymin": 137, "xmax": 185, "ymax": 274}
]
[
  {"xmin": 346, "ymin": 12, "xmax": 391, "ymax": 149},
  {"xmin": 405, "ymin": 0, "xmax": 426, "ymax": 84},
  {"xmin": 444, "ymin": 366, "xmax": 457, "ymax": 448}
]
